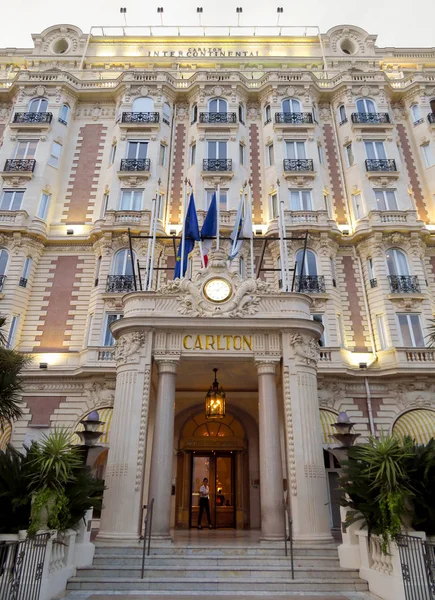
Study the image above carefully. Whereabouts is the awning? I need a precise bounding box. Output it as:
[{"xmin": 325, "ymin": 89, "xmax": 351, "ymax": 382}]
[
  {"xmin": 73, "ymin": 407, "xmax": 113, "ymax": 445},
  {"xmin": 319, "ymin": 409, "xmax": 338, "ymax": 445},
  {"xmin": 393, "ymin": 409, "xmax": 435, "ymax": 445},
  {"xmin": 0, "ymin": 419, "xmax": 12, "ymax": 451}
]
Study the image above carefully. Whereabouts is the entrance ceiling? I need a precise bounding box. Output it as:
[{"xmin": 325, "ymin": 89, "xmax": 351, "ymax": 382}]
[{"xmin": 176, "ymin": 358, "xmax": 258, "ymax": 392}]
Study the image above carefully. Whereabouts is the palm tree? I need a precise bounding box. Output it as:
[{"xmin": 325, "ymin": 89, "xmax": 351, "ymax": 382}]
[
  {"xmin": 0, "ymin": 316, "xmax": 31, "ymax": 424},
  {"xmin": 427, "ymin": 319, "xmax": 435, "ymax": 348}
]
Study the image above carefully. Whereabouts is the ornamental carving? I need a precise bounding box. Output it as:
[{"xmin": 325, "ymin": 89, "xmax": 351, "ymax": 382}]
[
  {"xmin": 290, "ymin": 333, "xmax": 319, "ymax": 366},
  {"xmin": 83, "ymin": 380, "xmax": 116, "ymax": 409},
  {"xmin": 283, "ymin": 367, "xmax": 297, "ymax": 496},
  {"xmin": 115, "ymin": 331, "xmax": 147, "ymax": 366},
  {"xmin": 135, "ymin": 366, "xmax": 151, "ymax": 491}
]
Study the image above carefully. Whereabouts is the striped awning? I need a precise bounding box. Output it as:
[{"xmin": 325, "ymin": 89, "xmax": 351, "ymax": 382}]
[
  {"xmin": 0, "ymin": 420, "xmax": 12, "ymax": 451},
  {"xmin": 393, "ymin": 409, "xmax": 435, "ymax": 445},
  {"xmin": 73, "ymin": 407, "xmax": 113, "ymax": 445},
  {"xmin": 319, "ymin": 409, "xmax": 338, "ymax": 445}
]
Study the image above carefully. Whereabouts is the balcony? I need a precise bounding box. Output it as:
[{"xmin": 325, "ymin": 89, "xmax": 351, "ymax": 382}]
[
  {"xmin": 202, "ymin": 159, "xmax": 233, "ymax": 181},
  {"xmin": 106, "ymin": 275, "xmax": 135, "ymax": 293},
  {"xmin": 388, "ymin": 275, "xmax": 421, "ymax": 294},
  {"xmin": 274, "ymin": 112, "xmax": 314, "ymax": 131},
  {"xmin": 0, "ymin": 275, "xmax": 5, "ymax": 292},
  {"xmin": 1, "ymin": 159, "xmax": 36, "ymax": 182},
  {"xmin": 11, "ymin": 112, "xmax": 53, "ymax": 129},
  {"xmin": 118, "ymin": 158, "xmax": 151, "ymax": 182},
  {"xmin": 119, "ymin": 112, "xmax": 160, "ymax": 130},
  {"xmin": 198, "ymin": 113, "xmax": 238, "ymax": 130},
  {"xmin": 350, "ymin": 112, "xmax": 392, "ymax": 130},
  {"xmin": 19, "ymin": 277, "xmax": 28, "ymax": 288},
  {"xmin": 370, "ymin": 278, "xmax": 377, "ymax": 289},
  {"xmin": 428, "ymin": 113, "xmax": 435, "ymax": 124},
  {"xmin": 365, "ymin": 158, "xmax": 398, "ymax": 181},
  {"xmin": 283, "ymin": 158, "xmax": 314, "ymax": 172},
  {"xmin": 294, "ymin": 275, "xmax": 326, "ymax": 293}
]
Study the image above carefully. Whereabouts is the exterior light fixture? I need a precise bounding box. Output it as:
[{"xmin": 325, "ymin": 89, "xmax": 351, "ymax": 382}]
[
  {"xmin": 205, "ymin": 368, "xmax": 226, "ymax": 420},
  {"xmin": 67, "ymin": 229, "xmax": 74, "ymax": 235},
  {"xmin": 39, "ymin": 362, "xmax": 48, "ymax": 369}
]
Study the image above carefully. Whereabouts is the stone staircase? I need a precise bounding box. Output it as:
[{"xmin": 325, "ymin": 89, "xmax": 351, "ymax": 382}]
[{"xmin": 67, "ymin": 541, "xmax": 368, "ymax": 593}]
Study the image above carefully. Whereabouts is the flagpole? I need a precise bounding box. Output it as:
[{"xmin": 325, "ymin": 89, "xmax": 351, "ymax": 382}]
[
  {"xmin": 248, "ymin": 180, "xmax": 255, "ymax": 279},
  {"xmin": 277, "ymin": 178, "xmax": 289, "ymax": 291},
  {"xmin": 148, "ymin": 182, "xmax": 160, "ymax": 290},
  {"xmin": 144, "ymin": 193, "xmax": 156, "ymax": 289},
  {"xmin": 216, "ymin": 182, "xmax": 220, "ymax": 250},
  {"xmin": 196, "ymin": 184, "xmax": 206, "ymax": 269},
  {"xmin": 180, "ymin": 178, "xmax": 187, "ymax": 279}
]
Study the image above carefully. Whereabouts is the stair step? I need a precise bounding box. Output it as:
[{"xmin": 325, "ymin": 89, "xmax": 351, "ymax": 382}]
[{"xmin": 92, "ymin": 555, "xmax": 341, "ymax": 568}]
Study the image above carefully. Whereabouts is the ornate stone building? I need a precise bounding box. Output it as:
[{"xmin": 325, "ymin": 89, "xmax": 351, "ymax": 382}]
[{"xmin": 1, "ymin": 23, "xmax": 435, "ymax": 541}]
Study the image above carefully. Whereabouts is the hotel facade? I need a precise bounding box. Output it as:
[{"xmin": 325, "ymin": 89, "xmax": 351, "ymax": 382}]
[{"xmin": 1, "ymin": 22, "xmax": 435, "ymax": 543}]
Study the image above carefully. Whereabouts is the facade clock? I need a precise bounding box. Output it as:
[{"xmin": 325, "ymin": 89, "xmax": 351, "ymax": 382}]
[{"xmin": 203, "ymin": 278, "xmax": 232, "ymax": 303}]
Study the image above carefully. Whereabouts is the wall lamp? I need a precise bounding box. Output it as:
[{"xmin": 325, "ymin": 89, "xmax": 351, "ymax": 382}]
[{"xmin": 39, "ymin": 362, "xmax": 48, "ymax": 369}]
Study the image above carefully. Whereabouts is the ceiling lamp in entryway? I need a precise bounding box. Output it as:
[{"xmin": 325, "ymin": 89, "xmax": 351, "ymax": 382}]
[{"xmin": 205, "ymin": 368, "xmax": 226, "ymax": 420}]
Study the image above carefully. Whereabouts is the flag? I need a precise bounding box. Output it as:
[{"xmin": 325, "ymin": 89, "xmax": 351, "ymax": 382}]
[
  {"xmin": 201, "ymin": 192, "xmax": 217, "ymax": 266},
  {"xmin": 174, "ymin": 193, "xmax": 200, "ymax": 279},
  {"xmin": 228, "ymin": 196, "xmax": 244, "ymax": 260}
]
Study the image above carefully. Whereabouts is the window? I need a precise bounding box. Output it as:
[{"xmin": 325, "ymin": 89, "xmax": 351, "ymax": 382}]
[
  {"xmin": 352, "ymin": 193, "xmax": 364, "ymax": 220},
  {"xmin": 270, "ymin": 192, "xmax": 278, "ymax": 219},
  {"xmin": 208, "ymin": 98, "xmax": 228, "ymax": 112},
  {"xmin": 162, "ymin": 102, "xmax": 171, "ymax": 125},
  {"xmin": 0, "ymin": 249, "xmax": 9, "ymax": 276},
  {"xmin": 317, "ymin": 144, "xmax": 324, "ymax": 165},
  {"xmin": 85, "ymin": 314, "xmax": 93, "ymax": 347},
  {"xmin": 159, "ymin": 143, "xmax": 167, "ymax": 167},
  {"xmin": 239, "ymin": 143, "xmax": 245, "ymax": 165},
  {"xmin": 28, "ymin": 98, "xmax": 48, "ymax": 113},
  {"xmin": 312, "ymin": 103, "xmax": 318, "ymax": 123},
  {"xmin": 376, "ymin": 315, "xmax": 387, "ymax": 350},
  {"xmin": 345, "ymin": 143, "xmax": 354, "ymax": 167},
  {"xmin": 312, "ymin": 314, "xmax": 326, "ymax": 346},
  {"xmin": 101, "ymin": 193, "xmax": 109, "ymax": 217},
  {"xmin": 238, "ymin": 104, "xmax": 245, "ymax": 124},
  {"xmin": 295, "ymin": 249, "xmax": 318, "ymax": 276},
  {"xmin": 112, "ymin": 249, "xmax": 134, "ymax": 275},
  {"xmin": 119, "ymin": 189, "xmax": 143, "ymax": 211},
  {"xmin": 337, "ymin": 314, "xmax": 346, "ymax": 348},
  {"xmin": 364, "ymin": 140, "xmax": 386, "ymax": 160},
  {"xmin": 95, "ymin": 256, "xmax": 102, "ymax": 286},
  {"xmin": 266, "ymin": 143, "xmax": 274, "ymax": 166},
  {"xmin": 157, "ymin": 193, "xmax": 166, "ymax": 220},
  {"xmin": 191, "ymin": 103, "xmax": 198, "ymax": 124},
  {"xmin": 330, "ymin": 258, "xmax": 336, "ymax": 287},
  {"xmin": 103, "ymin": 314, "xmax": 122, "ymax": 346},
  {"xmin": 356, "ymin": 98, "xmax": 377, "ymax": 113},
  {"xmin": 14, "ymin": 140, "xmax": 37, "ymax": 159},
  {"xmin": 20, "ymin": 257, "xmax": 32, "ymax": 287},
  {"xmin": 109, "ymin": 143, "xmax": 117, "ymax": 166},
  {"xmin": 7, "ymin": 316, "xmax": 19, "ymax": 348},
  {"xmin": 282, "ymin": 98, "xmax": 301, "ymax": 112},
  {"xmin": 132, "ymin": 96, "xmax": 154, "ymax": 112},
  {"xmin": 59, "ymin": 103, "xmax": 70, "ymax": 125},
  {"xmin": 374, "ymin": 189, "xmax": 398, "ymax": 211},
  {"xmin": 1, "ymin": 190, "xmax": 24, "ymax": 210},
  {"xmin": 324, "ymin": 194, "xmax": 333, "ymax": 218},
  {"xmin": 206, "ymin": 189, "xmax": 227, "ymax": 210},
  {"xmin": 190, "ymin": 143, "xmax": 196, "ymax": 166},
  {"xmin": 48, "ymin": 141, "xmax": 62, "ymax": 168},
  {"xmin": 421, "ymin": 144, "xmax": 435, "ymax": 168},
  {"xmin": 338, "ymin": 105, "xmax": 347, "ymax": 124},
  {"xmin": 367, "ymin": 257, "xmax": 376, "ymax": 284},
  {"xmin": 411, "ymin": 104, "xmax": 422, "ymax": 124},
  {"xmin": 430, "ymin": 99, "xmax": 435, "ymax": 113},
  {"xmin": 37, "ymin": 193, "xmax": 50, "ymax": 220},
  {"xmin": 264, "ymin": 104, "xmax": 271, "ymax": 124},
  {"xmin": 386, "ymin": 248, "xmax": 409, "ymax": 276},
  {"xmin": 207, "ymin": 140, "xmax": 227, "ymax": 159},
  {"xmin": 398, "ymin": 314, "xmax": 424, "ymax": 347},
  {"xmin": 290, "ymin": 190, "xmax": 312, "ymax": 211},
  {"xmin": 127, "ymin": 141, "xmax": 148, "ymax": 159},
  {"xmin": 239, "ymin": 256, "xmax": 245, "ymax": 278},
  {"xmin": 285, "ymin": 140, "xmax": 307, "ymax": 159}
]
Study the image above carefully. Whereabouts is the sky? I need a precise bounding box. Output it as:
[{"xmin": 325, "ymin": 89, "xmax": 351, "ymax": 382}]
[{"xmin": 1, "ymin": 0, "xmax": 434, "ymax": 49}]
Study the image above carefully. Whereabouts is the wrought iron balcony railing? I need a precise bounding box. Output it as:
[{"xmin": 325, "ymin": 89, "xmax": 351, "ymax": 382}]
[
  {"xmin": 295, "ymin": 275, "xmax": 326, "ymax": 293},
  {"xmin": 4, "ymin": 159, "xmax": 36, "ymax": 172},
  {"xmin": 19, "ymin": 277, "xmax": 28, "ymax": 288},
  {"xmin": 370, "ymin": 278, "xmax": 377, "ymax": 289},
  {"xmin": 13, "ymin": 112, "xmax": 53, "ymax": 124},
  {"xmin": 203, "ymin": 158, "xmax": 233, "ymax": 172},
  {"xmin": 351, "ymin": 112, "xmax": 391, "ymax": 124},
  {"xmin": 274, "ymin": 112, "xmax": 314, "ymax": 124},
  {"xmin": 283, "ymin": 158, "xmax": 314, "ymax": 172},
  {"xmin": 0, "ymin": 275, "xmax": 5, "ymax": 292},
  {"xmin": 365, "ymin": 158, "xmax": 397, "ymax": 172},
  {"xmin": 120, "ymin": 158, "xmax": 151, "ymax": 172},
  {"xmin": 199, "ymin": 112, "xmax": 237, "ymax": 124},
  {"xmin": 106, "ymin": 275, "xmax": 135, "ymax": 293},
  {"xmin": 121, "ymin": 112, "xmax": 160, "ymax": 124},
  {"xmin": 428, "ymin": 113, "xmax": 435, "ymax": 124},
  {"xmin": 388, "ymin": 275, "xmax": 421, "ymax": 294}
]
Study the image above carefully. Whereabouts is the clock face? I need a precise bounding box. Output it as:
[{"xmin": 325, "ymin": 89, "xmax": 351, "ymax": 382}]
[{"xmin": 204, "ymin": 278, "xmax": 232, "ymax": 303}]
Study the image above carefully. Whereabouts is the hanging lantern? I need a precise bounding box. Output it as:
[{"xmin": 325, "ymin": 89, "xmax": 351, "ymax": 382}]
[{"xmin": 205, "ymin": 368, "xmax": 226, "ymax": 420}]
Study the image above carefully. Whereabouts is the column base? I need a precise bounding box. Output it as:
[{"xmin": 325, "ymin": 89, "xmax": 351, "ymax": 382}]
[
  {"xmin": 259, "ymin": 535, "xmax": 285, "ymax": 543},
  {"xmin": 96, "ymin": 531, "xmax": 141, "ymax": 545},
  {"xmin": 150, "ymin": 534, "xmax": 173, "ymax": 545},
  {"xmin": 292, "ymin": 532, "xmax": 335, "ymax": 544}
]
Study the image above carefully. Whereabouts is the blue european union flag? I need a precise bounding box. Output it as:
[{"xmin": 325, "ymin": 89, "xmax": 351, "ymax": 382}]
[{"xmin": 174, "ymin": 193, "xmax": 200, "ymax": 279}]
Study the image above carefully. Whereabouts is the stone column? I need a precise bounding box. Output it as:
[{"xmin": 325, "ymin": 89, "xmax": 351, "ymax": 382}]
[
  {"xmin": 148, "ymin": 358, "xmax": 178, "ymax": 539},
  {"xmin": 256, "ymin": 360, "xmax": 284, "ymax": 541},
  {"xmin": 283, "ymin": 331, "xmax": 332, "ymax": 543},
  {"xmin": 98, "ymin": 330, "xmax": 151, "ymax": 542}
]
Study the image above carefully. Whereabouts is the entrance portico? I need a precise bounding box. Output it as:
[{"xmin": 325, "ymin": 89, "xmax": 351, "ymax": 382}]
[{"xmin": 98, "ymin": 250, "xmax": 331, "ymax": 544}]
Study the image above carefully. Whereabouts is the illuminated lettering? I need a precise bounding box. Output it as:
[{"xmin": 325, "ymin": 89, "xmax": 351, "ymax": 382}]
[
  {"xmin": 243, "ymin": 335, "xmax": 253, "ymax": 351},
  {"xmin": 183, "ymin": 335, "xmax": 193, "ymax": 350},
  {"xmin": 205, "ymin": 335, "xmax": 216, "ymax": 350},
  {"xmin": 193, "ymin": 335, "xmax": 204, "ymax": 350},
  {"xmin": 233, "ymin": 336, "xmax": 242, "ymax": 350},
  {"xmin": 217, "ymin": 335, "xmax": 225, "ymax": 350}
]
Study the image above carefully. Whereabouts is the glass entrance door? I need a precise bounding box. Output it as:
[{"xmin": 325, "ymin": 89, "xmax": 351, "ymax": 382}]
[{"xmin": 190, "ymin": 452, "xmax": 235, "ymax": 528}]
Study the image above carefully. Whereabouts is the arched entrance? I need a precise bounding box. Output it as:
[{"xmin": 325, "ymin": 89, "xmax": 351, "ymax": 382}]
[{"xmin": 175, "ymin": 411, "xmax": 248, "ymax": 529}]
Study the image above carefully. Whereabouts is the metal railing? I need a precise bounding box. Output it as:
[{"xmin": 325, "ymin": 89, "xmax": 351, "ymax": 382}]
[
  {"xmin": 388, "ymin": 275, "xmax": 421, "ymax": 293},
  {"xmin": 121, "ymin": 112, "xmax": 160, "ymax": 123},
  {"xmin": 199, "ymin": 112, "xmax": 237, "ymax": 124},
  {"xmin": 13, "ymin": 112, "xmax": 53, "ymax": 124},
  {"xmin": 275, "ymin": 112, "xmax": 313, "ymax": 124},
  {"xmin": 370, "ymin": 278, "xmax": 377, "ymax": 289},
  {"xmin": 120, "ymin": 158, "xmax": 151, "ymax": 172},
  {"xmin": 428, "ymin": 113, "xmax": 435, "ymax": 124},
  {"xmin": 19, "ymin": 277, "xmax": 28, "ymax": 288},
  {"xmin": 0, "ymin": 275, "xmax": 5, "ymax": 292},
  {"xmin": 140, "ymin": 498, "xmax": 154, "ymax": 578},
  {"xmin": 283, "ymin": 499, "xmax": 294, "ymax": 578},
  {"xmin": 397, "ymin": 534, "xmax": 435, "ymax": 600},
  {"xmin": 351, "ymin": 112, "xmax": 391, "ymax": 124},
  {"xmin": 106, "ymin": 274, "xmax": 135, "ymax": 292},
  {"xmin": 4, "ymin": 159, "xmax": 36, "ymax": 172},
  {"xmin": 365, "ymin": 158, "xmax": 397, "ymax": 172},
  {"xmin": 202, "ymin": 158, "xmax": 233, "ymax": 171},
  {"xmin": 295, "ymin": 274, "xmax": 326, "ymax": 293},
  {"xmin": 283, "ymin": 158, "xmax": 314, "ymax": 172},
  {"xmin": 0, "ymin": 532, "xmax": 50, "ymax": 600}
]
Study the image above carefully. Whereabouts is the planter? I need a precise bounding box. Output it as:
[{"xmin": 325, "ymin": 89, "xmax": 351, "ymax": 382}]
[{"xmin": 31, "ymin": 492, "xmax": 56, "ymax": 531}]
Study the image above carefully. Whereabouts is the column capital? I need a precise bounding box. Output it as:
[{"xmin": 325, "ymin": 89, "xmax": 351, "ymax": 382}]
[
  {"xmin": 155, "ymin": 357, "xmax": 179, "ymax": 375},
  {"xmin": 255, "ymin": 359, "xmax": 279, "ymax": 375}
]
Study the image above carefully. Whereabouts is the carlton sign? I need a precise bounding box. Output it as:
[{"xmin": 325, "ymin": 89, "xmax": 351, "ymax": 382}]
[{"xmin": 183, "ymin": 334, "xmax": 253, "ymax": 351}]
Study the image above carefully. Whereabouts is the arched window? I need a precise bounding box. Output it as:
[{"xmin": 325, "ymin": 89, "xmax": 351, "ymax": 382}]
[
  {"xmin": 191, "ymin": 103, "xmax": 198, "ymax": 123},
  {"xmin": 264, "ymin": 104, "xmax": 271, "ymax": 123},
  {"xmin": 163, "ymin": 102, "xmax": 171, "ymax": 124},
  {"xmin": 356, "ymin": 97, "xmax": 376, "ymax": 113},
  {"xmin": 111, "ymin": 248, "xmax": 135, "ymax": 276},
  {"xmin": 0, "ymin": 248, "xmax": 8, "ymax": 278},
  {"xmin": 59, "ymin": 103, "xmax": 70, "ymax": 125},
  {"xmin": 393, "ymin": 409, "xmax": 435, "ymax": 445},
  {"xmin": 208, "ymin": 98, "xmax": 228, "ymax": 113},
  {"xmin": 338, "ymin": 104, "xmax": 347, "ymax": 123},
  {"xmin": 295, "ymin": 249, "xmax": 318, "ymax": 276},
  {"xmin": 28, "ymin": 98, "xmax": 48, "ymax": 113},
  {"xmin": 282, "ymin": 98, "xmax": 301, "ymax": 113},
  {"xmin": 386, "ymin": 248, "xmax": 410, "ymax": 276},
  {"xmin": 132, "ymin": 96, "xmax": 154, "ymax": 112},
  {"xmin": 430, "ymin": 99, "xmax": 435, "ymax": 114},
  {"xmin": 238, "ymin": 104, "xmax": 245, "ymax": 124}
]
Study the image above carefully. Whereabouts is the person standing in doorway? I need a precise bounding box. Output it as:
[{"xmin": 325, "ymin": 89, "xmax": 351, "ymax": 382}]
[{"xmin": 197, "ymin": 477, "xmax": 212, "ymax": 529}]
